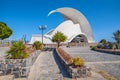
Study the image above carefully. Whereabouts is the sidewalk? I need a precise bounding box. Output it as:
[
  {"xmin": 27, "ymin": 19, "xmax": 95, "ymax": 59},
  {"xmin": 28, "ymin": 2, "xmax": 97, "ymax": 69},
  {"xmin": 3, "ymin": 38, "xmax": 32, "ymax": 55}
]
[
  {"xmin": 0, "ymin": 48, "xmax": 106, "ymax": 80},
  {"xmin": 27, "ymin": 50, "xmax": 106, "ymax": 80},
  {"xmin": 28, "ymin": 51, "xmax": 63, "ymax": 80}
]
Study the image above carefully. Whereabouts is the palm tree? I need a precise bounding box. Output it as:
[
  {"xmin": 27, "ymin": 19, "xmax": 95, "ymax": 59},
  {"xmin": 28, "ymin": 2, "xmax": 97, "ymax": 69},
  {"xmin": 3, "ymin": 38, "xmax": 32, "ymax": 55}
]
[
  {"xmin": 33, "ymin": 41, "xmax": 43, "ymax": 50},
  {"xmin": 6, "ymin": 41, "xmax": 29, "ymax": 59},
  {"xmin": 52, "ymin": 31, "xmax": 67, "ymax": 47},
  {"xmin": 113, "ymin": 30, "xmax": 120, "ymax": 49}
]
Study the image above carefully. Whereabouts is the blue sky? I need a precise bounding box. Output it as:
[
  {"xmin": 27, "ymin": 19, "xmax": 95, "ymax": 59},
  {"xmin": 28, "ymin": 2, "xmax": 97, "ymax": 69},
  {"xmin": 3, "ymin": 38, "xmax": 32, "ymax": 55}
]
[{"xmin": 0, "ymin": 0, "xmax": 120, "ymax": 42}]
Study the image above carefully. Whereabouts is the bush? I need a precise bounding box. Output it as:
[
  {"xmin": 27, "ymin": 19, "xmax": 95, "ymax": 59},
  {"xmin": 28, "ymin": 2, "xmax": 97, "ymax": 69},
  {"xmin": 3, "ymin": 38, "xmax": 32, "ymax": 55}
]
[
  {"xmin": 6, "ymin": 41, "xmax": 29, "ymax": 59},
  {"xmin": 90, "ymin": 46, "xmax": 97, "ymax": 50},
  {"xmin": 99, "ymin": 39, "xmax": 107, "ymax": 44},
  {"xmin": 97, "ymin": 43, "xmax": 104, "ymax": 49},
  {"xmin": 52, "ymin": 31, "xmax": 67, "ymax": 47},
  {"xmin": 33, "ymin": 41, "xmax": 43, "ymax": 50},
  {"xmin": 104, "ymin": 42, "xmax": 114, "ymax": 49},
  {"xmin": 71, "ymin": 57, "xmax": 84, "ymax": 67}
]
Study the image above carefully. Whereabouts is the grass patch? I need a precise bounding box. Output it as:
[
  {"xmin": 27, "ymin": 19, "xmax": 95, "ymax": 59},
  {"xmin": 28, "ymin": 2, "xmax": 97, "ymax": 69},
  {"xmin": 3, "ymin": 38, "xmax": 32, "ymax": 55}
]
[{"xmin": 96, "ymin": 70, "xmax": 117, "ymax": 80}]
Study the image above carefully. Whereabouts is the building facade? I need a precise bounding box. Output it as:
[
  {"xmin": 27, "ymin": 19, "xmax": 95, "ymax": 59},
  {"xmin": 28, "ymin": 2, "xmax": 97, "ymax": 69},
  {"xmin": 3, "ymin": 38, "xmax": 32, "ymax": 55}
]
[{"xmin": 30, "ymin": 7, "xmax": 94, "ymax": 44}]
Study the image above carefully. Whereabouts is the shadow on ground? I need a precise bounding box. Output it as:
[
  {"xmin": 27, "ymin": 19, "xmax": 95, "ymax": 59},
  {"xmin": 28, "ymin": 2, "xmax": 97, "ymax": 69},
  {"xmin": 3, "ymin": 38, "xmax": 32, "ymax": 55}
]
[
  {"xmin": 53, "ymin": 49, "xmax": 70, "ymax": 78},
  {"xmin": 42, "ymin": 48, "xmax": 54, "ymax": 51}
]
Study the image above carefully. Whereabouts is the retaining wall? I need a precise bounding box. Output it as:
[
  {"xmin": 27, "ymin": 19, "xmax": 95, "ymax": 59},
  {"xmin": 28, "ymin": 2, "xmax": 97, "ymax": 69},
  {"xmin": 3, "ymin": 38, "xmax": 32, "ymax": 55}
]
[
  {"xmin": 56, "ymin": 48, "xmax": 91, "ymax": 78},
  {"xmin": 94, "ymin": 48, "xmax": 120, "ymax": 55},
  {"xmin": 0, "ymin": 50, "xmax": 41, "ymax": 77}
]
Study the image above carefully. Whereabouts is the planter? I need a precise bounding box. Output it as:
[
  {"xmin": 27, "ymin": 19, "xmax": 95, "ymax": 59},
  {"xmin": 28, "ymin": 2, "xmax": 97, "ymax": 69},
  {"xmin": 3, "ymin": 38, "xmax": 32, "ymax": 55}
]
[
  {"xmin": 0, "ymin": 50, "xmax": 40, "ymax": 77},
  {"xmin": 56, "ymin": 48, "xmax": 91, "ymax": 78},
  {"xmin": 93, "ymin": 48, "xmax": 120, "ymax": 55},
  {"xmin": 69, "ymin": 66, "xmax": 91, "ymax": 78}
]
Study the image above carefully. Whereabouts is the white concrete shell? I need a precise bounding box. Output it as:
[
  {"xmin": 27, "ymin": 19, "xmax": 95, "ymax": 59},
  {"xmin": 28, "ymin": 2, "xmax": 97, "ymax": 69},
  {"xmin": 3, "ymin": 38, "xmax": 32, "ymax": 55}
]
[{"xmin": 30, "ymin": 7, "xmax": 94, "ymax": 44}]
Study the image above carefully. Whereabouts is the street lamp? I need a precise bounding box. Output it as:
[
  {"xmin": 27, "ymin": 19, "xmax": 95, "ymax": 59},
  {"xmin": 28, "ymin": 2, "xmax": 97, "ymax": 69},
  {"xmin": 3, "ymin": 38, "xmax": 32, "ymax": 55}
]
[{"xmin": 38, "ymin": 25, "xmax": 47, "ymax": 44}]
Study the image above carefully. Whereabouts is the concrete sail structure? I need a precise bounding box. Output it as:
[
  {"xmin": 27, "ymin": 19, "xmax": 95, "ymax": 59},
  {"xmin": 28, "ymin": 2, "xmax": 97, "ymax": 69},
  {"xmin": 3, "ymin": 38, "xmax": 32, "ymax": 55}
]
[{"xmin": 30, "ymin": 7, "xmax": 94, "ymax": 44}]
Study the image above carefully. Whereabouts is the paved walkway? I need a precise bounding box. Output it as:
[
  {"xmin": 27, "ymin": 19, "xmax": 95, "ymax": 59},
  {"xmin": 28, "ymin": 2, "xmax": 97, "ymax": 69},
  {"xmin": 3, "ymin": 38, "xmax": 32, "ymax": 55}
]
[
  {"xmin": 28, "ymin": 51, "xmax": 63, "ymax": 80},
  {"xmin": 0, "ymin": 47, "xmax": 106, "ymax": 80},
  {"xmin": 63, "ymin": 46, "xmax": 120, "ymax": 80},
  {"xmin": 0, "ymin": 75, "xmax": 14, "ymax": 80},
  {"xmin": 86, "ymin": 61, "xmax": 120, "ymax": 64},
  {"xmin": 27, "ymin": 49, "xmax": 106, "ymax": 80}
]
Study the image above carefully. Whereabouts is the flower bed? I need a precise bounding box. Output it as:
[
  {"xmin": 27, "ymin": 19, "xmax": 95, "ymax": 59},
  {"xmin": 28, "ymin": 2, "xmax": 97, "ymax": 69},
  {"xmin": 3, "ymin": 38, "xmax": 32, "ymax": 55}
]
[
  {"xmin": 57, "ymin": 48, "xmax": 72, "ymax": 64},
  {"xmin": 56, "ymin": 48, "xmax": 91, "ymax": 78}
]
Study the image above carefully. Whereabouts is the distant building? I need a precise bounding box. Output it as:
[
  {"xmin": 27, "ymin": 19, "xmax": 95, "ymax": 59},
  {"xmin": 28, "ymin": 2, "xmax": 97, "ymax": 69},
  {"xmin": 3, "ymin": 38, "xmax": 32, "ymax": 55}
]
[{"xmin": 30, "ymin": 7, "xmax": 94, "ymax": 44}]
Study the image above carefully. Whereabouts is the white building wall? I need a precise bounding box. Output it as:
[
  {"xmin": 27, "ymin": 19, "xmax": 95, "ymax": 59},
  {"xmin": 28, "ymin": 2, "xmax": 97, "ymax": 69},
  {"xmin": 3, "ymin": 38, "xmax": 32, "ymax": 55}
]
[
  {"xmin": 30, "ymin": 20, "xmax": 86, "ymax": 44},
  {"xmin": 51, "ymin": 20, "xmax": 83, "ymax": 42}
]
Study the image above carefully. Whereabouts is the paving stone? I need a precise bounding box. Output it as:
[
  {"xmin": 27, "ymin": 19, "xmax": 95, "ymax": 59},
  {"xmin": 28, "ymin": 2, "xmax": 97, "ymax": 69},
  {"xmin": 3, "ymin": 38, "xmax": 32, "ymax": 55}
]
[
  {"xmin": 28, "ymin": 51, "xmax": 63, "ymax": 80},
  {"xmin": 63, "ymin": 46, "xmax": 120, "ymax": 80},
  {"xmin": 0, "ymin": 75, "xmax": 14, "ymax": 80}
]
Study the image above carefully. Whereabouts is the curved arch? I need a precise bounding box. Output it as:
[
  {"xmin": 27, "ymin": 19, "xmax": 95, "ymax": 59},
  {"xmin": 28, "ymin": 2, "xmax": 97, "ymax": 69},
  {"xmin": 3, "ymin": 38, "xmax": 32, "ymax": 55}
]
[
  {"xmin": 70, "ymin": 34, "xmax": 88, "ymax": 43},
  {"xmin": 48, "ymin": 7, "xmax": 94, "ymax": 43}
]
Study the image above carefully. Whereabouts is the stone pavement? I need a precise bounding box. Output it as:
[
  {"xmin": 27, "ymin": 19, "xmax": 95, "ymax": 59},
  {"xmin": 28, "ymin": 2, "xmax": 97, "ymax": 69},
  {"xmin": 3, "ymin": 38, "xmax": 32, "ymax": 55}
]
[
  {"xmin": 0, "ymin": 47, "xmax": 106, "ymax": 80},
  {"xmin": 63, "ymin": 46, "xmax": 120, "ymax": 80},
  {"xmin": 28, "ymin": 51, "xmax": 63, "ymax": 80},
  {"xmin": 0, "ymin": 75, "xmax": 14, "ymax": 80},
  {"xmin": 27, "ymin": 49, "xmax": 106, "ymax": 80}
]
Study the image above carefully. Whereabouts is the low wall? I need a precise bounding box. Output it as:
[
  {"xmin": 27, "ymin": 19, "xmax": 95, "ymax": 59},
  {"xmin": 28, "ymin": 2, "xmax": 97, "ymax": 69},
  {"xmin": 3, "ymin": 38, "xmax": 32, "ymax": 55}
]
[
  {"xmin": 56, "ymin": 48, "xmax": 91, "ymax": 78},
  {"xmin": 94, "ymin": 48, "xmax": 120, "ymax": 55},
  {"xmin": 43, "ymin": 43, "xmax": 97, "ymax": 48},
  {"xmin": 0, "ymin": 50, "xmax": 40, "ymax": 77}
]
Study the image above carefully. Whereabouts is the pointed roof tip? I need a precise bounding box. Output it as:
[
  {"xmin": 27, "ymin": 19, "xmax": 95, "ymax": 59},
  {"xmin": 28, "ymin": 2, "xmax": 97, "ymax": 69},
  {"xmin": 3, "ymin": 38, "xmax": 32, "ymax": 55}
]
[
  {"xmin": 48, "ymin": 10, "xmax": 57, "ymax": 16},
  {"xmin": 47, "ymin": 7, "xmax": 74, "ymax": 16}
]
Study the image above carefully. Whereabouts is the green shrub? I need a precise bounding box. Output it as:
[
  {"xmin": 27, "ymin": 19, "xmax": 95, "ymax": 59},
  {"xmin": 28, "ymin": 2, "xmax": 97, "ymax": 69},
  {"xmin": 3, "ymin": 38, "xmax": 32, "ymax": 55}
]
[
  {"xmin": 6, "ymin": 41, "xmax": 29, "ymax": 59},
  {"xmin": 113, "ymin": 30, "xmax": 120, "ymax": 49},
  {"xmin": 97, "ymin": 43, "xmax": 104, "ymax": 49},
  {"xmin": 52, "ymin": 31, "xmax": 67, "ymax": 47},
  {"xmin": 71, "ymin": 57, "xmax": 84, "ymax": 67},
  {"xmin": 33, "ymin": 41, "xmax": 43, "ymax": 50},
  {"xmin": 90, "ymin": 46, "xmax": 97, "ymax": 50},
  {"xmin": 99, "ymin": 39, "xmax": 107, "ymax": 44}
]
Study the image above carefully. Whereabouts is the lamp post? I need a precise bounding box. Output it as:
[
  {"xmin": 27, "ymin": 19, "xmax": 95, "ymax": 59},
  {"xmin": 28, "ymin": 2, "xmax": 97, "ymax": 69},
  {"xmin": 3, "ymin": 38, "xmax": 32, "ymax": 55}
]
[{"xmin": 38, "ymin": 25, "xmax": 47, "ymax": 44}]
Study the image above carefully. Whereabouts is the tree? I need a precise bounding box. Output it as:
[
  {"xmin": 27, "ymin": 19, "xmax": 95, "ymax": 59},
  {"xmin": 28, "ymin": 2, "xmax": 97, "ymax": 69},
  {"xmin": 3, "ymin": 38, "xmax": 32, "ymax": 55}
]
[
  {"xmin": 52, "ymin": 31, "xmax": 67, "ymax": 47},
  {"xmin": 0, "ymin": 22, "xmax": 13, "ymax": 40},
  {"xmin": 6, "ymin": 41, "xmax": 29, "ymax": 59},
  {"xmin": 97, "ymin": 39, "xmax": 107, "ymax": 49},
  {"xmin": 113, "ymin": 30, "xmax": 120, "ymax": 49},
  {"xmin": 99, "ymin": 39, "xmax": 107, "ymax": 44},
  {"xmin": 33, "ymin": 41, "xmax": 43, "ymax": 50}
]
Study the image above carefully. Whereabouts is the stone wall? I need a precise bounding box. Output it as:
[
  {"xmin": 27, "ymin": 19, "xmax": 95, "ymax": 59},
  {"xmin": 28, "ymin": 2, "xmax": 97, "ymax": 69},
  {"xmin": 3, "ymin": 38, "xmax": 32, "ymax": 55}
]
[
  {"xmin": 94, "ymin": 48, "xmax": 120, "ymax": 55},
  {"xmin": 43, "ymin": 43, "xmax": 97, "ymax": 48},
  {"xmin": 56, "ymin": 48, "xmax": 91, "ymax": 78},
  {"xmin": 0, "ymin": 50, "xmax": 40, "ymax": 77}
]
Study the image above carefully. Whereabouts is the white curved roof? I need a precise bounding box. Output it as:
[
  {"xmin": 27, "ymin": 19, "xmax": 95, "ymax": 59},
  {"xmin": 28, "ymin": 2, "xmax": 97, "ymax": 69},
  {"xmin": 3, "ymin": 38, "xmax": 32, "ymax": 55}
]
[
  {"xmin": 30, "ymin": 7, "xmax": 95, "ymax": 44},
  {"xmin": 49, "ymin": 7, "xmax": 94, "ymax": 43},
  {"xmin": 51, "ymin": 20, "xmax": 84, "ymax": 42}
]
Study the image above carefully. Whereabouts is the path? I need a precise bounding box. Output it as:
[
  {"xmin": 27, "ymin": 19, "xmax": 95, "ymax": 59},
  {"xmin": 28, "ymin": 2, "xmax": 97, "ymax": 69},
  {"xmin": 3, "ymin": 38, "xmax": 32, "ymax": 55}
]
[
  {"xmin": 63, "ymin": 46, "xmax": 120, "ymax": 80},
  {"xmin": 28, "ymin": 50, "xmax": 63, "ymax": 80},
  {"xmin": 0, "ymin": 47, "xmax": 106, "ymax": 80},
  {"xmin": 27, "ymin": 48, "xmax": 106, "ymax": 80}
]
